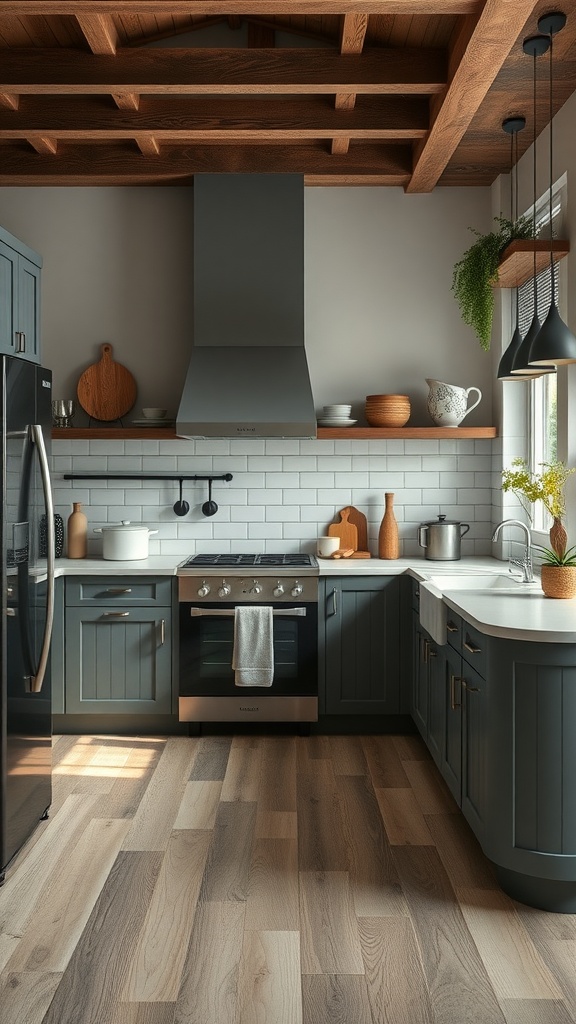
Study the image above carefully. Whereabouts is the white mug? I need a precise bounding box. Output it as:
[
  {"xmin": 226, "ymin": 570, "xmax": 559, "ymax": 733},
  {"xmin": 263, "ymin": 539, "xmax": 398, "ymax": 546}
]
[{"xmin": 317, "ymin": 536, "xmax": 340, "ymax": 557}]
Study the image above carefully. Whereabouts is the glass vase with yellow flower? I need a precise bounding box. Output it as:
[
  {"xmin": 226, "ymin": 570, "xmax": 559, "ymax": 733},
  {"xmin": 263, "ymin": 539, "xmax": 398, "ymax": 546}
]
[{"xmin": 501, "ymin": 458, "xmax": 576, "ymax": 598}]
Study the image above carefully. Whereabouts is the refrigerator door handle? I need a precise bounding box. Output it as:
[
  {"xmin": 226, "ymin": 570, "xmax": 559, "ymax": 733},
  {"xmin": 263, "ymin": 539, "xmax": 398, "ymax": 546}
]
[{"xmin": 28, "ymin": 424, "xmax": 55, "ymax": 694}]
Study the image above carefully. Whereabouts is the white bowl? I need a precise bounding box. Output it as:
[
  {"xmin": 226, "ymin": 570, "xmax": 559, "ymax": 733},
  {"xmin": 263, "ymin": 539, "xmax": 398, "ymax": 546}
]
[
  {"xmin": 323, "ymin": 405, "xmax": 352, "ymax": 416},
  {"xmin": 142, "ymin": 407, "xmax": 167, "ymax": 420}
]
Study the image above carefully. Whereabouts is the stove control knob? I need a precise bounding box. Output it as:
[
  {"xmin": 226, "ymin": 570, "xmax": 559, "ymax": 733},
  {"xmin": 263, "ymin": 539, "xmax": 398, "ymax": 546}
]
[
  {"xmin": 218, "ymin": 580, "xmax": 231, "ymax": 598},
  {"xmin": 291, "ymin": 581, "xmax": 304, "ymax": 598},
  {"xmin": 197, "ymin": 580, "xmax": 211, "ymax": 598},
  {"xmin": 273, "ymin": 581, "xmax": 285, "ymax": 597},
  {"xmin": 250, "ymin": 579, "xmax": 263, "ymax": 595}
]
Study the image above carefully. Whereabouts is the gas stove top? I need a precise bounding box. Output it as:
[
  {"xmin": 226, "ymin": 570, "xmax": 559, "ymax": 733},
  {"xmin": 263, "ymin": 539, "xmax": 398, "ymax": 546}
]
[{"xmin": 178, "ymin": 552, "xmax": 318, "ymax": 576}]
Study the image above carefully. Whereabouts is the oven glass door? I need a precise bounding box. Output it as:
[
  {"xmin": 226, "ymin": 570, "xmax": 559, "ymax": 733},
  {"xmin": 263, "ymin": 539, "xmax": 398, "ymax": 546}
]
[{"xmin": 179, "ymin": 601, "xmax": 318, "ymax": 697}]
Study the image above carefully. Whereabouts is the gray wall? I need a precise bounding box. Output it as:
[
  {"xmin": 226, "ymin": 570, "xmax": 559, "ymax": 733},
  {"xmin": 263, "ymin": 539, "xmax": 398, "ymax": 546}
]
[{"xmin": 0, "ymin": 184, "xmax": 493, "ymax": 427}]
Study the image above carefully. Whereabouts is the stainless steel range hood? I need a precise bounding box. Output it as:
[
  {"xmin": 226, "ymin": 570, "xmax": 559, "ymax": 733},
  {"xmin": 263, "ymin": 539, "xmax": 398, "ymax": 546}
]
[{"xmin": 176, "ymin": 174, "xmax": 316, "ymax": 439}]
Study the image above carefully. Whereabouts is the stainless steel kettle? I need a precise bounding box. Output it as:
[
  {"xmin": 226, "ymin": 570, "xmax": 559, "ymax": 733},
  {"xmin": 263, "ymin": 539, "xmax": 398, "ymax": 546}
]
[{"xmin": 417, "ymin": 514, "xmax": 470, "ymax": 561}]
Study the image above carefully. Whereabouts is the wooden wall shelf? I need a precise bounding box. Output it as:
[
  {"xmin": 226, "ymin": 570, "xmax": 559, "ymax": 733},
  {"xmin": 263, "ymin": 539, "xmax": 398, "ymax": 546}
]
[
  {"xmin": 53, "ymin": 426, "xmax": 498, "ymax": 441},
  {"xmin": 495, "ymin": 239, "xmax": 569, "ymax": 289}
]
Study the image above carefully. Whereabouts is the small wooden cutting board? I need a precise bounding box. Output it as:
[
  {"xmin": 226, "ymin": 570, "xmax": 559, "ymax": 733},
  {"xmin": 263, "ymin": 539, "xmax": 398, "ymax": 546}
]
[
  {"xmin": 77, "ymin": 343, "xmax": 137, "ymax": 422},
  {"xmin": 328, "ymin": 507, "xmax": 358, "ymax": 551},
  {"xmin": 342, "ymin": 506, "xmax": 369, "ymax": 553}
]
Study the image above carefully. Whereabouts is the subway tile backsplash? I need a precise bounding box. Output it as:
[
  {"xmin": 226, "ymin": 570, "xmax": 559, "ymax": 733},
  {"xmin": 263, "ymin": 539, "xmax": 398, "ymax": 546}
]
[{"xmin": 51, "ymin": 438, "xmax": 499, "ymax": 558}]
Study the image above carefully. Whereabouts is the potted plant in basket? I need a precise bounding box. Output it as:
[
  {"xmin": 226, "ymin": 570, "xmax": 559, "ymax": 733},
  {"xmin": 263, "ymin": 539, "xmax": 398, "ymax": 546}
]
[
  {"xmin": 501, "ymin": 458, "xmax": 576, "ymax": 598},
  {"xmin": 452, "ymin": 215, "xmax": 533, "ymax": 351}
]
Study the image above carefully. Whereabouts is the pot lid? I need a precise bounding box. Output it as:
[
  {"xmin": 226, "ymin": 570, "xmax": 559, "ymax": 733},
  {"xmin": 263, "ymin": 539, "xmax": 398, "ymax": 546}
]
[
  {"xmin": 101, "ymin": 521, "xmax": 151, "ymax": 533},
  {"xmin": 420, "ymin": 514, "xmax": 468, "ymax": 528}
]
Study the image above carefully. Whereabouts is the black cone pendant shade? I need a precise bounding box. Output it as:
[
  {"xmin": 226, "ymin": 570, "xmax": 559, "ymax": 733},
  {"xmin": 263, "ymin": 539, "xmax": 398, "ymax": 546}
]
[
  {"xmin": 529, "ymin": 11, "xmax": 576, "ymax": 366},
  {"xmin": 531, "ymin": 301, "xmax": 576, "ymax": 364}
]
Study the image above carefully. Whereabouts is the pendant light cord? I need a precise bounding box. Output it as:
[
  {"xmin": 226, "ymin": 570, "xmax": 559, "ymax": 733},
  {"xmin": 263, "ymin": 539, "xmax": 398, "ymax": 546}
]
[{"xmin": 532, "ymin": 48, "xmax": 538, "ymax": 319}]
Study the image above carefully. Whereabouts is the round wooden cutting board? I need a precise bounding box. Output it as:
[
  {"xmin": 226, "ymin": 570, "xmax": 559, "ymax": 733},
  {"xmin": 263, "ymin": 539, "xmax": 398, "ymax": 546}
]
[{"xmin": 77, "ymin": 343, "xmax": 137, "ymax": 422}]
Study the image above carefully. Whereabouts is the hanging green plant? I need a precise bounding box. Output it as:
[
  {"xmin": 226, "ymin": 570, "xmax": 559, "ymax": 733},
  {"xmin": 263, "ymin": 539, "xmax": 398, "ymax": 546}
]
[{"xmin": 452, "ymin": 215, "xmax": 533, "ymax": 351}]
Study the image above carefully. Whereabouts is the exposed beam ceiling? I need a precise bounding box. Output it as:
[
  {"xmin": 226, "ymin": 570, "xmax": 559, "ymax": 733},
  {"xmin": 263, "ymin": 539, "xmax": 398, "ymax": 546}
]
[{"xmin": 0, "ymin": 1, "xmax": 575, "ymax": 189}]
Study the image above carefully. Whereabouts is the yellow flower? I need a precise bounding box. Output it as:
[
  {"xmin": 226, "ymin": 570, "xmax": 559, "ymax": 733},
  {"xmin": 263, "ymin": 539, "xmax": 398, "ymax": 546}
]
[{"xmin": 501, "ymin": 458, "xmax": 574, "ymax": 521}]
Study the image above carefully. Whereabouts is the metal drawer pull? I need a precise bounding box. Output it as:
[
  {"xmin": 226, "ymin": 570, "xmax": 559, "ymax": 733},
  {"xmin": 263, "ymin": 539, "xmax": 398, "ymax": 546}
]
[
  {"xmin": 446, "ymin": 621, "xmax": 458, "ymax": 633},
  {"xmin": 105, "ymin": 588, "xmax": 133, "ymax": 595},
  {"xmin": 159, "ymin": 619, "xmax": 165, "ymax": 645},
  {"xmin": 450, "ymin": 674, "xmax": 462, "ymax": 710},
  {"xmin": 190, "ymin": 606, "xmax": 306, "ymax": 618},
  {"xmin": 464, "ymin": 639, "xmax": 482, "ymax": 654},
  {"xmin": 463, "ymin": 680, "xmax": 480, "ymax": 692},
  {"xmin": 6, "ymin": 607, "xmax": 16, "ymax": 617},
  {"xmin": 328, "ymin": 587, "xmax": 337, "ymax": 616},
  {"xmin": 422, "ymin": 637, "xmax": 429, "ymax": 663},
  {"xmin": 102, "ymin": 611, "xmax": 130, "ymax": 617}
]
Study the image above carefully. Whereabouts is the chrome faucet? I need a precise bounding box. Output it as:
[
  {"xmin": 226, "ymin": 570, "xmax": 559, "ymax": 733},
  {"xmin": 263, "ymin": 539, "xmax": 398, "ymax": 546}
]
[{"xmin": 492, "ymin": 519, "xmax": 534, "ymax": 582}]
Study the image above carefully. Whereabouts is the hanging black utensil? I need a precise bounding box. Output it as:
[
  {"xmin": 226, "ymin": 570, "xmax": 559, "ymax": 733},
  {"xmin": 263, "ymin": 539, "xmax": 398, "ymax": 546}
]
[
  {"xmin": 173, "ymin": 479, "xmax": 190, "ymax": 517},
  {"xmin": 202, "ymin": 479, "xmax": 218, "ymax": 517}
]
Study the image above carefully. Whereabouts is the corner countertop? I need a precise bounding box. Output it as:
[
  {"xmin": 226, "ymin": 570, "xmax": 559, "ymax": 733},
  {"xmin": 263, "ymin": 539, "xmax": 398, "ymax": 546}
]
[{"xmin": 53, "ymin": 554, "xmax": 576, "ymax": 643}]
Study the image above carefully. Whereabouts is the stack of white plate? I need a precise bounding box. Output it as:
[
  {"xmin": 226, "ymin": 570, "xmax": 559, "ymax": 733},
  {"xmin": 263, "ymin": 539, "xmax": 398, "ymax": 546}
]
[{"xmin": 317, "ymin": 404, "xmax": 357, "ymax": 427}]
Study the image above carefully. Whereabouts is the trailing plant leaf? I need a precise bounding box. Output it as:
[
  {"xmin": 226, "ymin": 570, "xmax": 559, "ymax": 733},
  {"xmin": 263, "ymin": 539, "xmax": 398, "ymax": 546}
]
[{"xmin": 452, "ymin": 215, "xmax": 533, "ymax": 351}]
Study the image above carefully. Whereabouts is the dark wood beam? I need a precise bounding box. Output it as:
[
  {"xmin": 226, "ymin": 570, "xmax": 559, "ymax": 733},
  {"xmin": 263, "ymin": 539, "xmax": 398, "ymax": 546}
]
[
  {"xmin": 0, "ymin": 141, "xmax": 413, "ymax": 185},
  {"xmin": 332, "ymin": 13, "xmax": 368, "ymax": 155},
  {"xmin": 76, "ymin": 14, "xmax": 118, "ymax": 54},
  {"xmin": 0, "ymin": 47, "xmax": 447, "ymax": 95},
  {"xmin": 407, "ymin": 0, "xmax": 540, "ymax": 192},
  {"xmin": 0, "ymin": 1, "xmax": 481, "ymax": 14},
  {"xmin": 0, "ymin": 95, "xmax": 430, "ymax": 141}
]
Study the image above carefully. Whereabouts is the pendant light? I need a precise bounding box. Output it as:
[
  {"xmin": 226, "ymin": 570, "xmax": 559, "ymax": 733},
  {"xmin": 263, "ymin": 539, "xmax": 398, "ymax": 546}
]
[
  {"xmin": 497, "ymin": 116, "xmax": 538, "ymax": 380},
  {"xmin": 529, "ymin": 11, "xmax": 576, "ymax": 366},
  {"xmin": 510, "ymin": 34, "xmax": 556, "ymax": 377}
]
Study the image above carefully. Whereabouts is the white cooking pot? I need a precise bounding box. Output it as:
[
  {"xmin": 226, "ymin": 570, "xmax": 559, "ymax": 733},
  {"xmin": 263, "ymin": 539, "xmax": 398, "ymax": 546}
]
[{"xmin": 93, "ymin": 521, "xmax": 158, "ymax": 560}]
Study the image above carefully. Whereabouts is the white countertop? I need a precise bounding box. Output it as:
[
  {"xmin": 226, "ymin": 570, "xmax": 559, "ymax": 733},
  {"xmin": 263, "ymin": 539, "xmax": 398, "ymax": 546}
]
[{"xmin": 53, "ymin": 554, "xmax": 576, "ymax": 643}]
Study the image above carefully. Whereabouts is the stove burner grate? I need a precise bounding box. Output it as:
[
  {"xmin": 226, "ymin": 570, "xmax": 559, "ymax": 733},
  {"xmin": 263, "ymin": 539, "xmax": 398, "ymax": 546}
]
[{"xmin": 180, "ymin": 553, "xmax": 316, "ymax": 569}]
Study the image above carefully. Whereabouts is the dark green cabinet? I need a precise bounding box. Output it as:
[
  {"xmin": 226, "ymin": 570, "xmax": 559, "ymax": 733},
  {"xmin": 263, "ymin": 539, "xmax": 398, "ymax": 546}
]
[
  {"xmin": 321, "ymin": 576, "xmax": 401, "ymax": 715},
  {"xmin": 62, "ymin": 576, "xmax": 174, "ymax": 715},
  {"xmin": 0, "ymin": 228, "xmax": 41, "ymax": 363},
  {"xmin": 410, "ymin": 583, "xmax": 486, "ymax": 832}
]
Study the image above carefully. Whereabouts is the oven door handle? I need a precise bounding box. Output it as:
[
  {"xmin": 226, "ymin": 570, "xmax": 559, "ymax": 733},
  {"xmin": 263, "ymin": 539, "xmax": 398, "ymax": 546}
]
[{"xmin": 189, "ymin": 606, "xmax": 307, "ymax": 618}]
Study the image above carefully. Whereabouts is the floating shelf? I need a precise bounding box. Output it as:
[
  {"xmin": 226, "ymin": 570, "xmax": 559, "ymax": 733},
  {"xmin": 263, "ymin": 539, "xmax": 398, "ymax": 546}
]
[
  {"xmin": 53, "ymin": 426, "xmax": 498, "ymax": 441},
  {"xmin": 316, "ymin": 426, "xmax": 497, "ymax": 438},
  {"xmin": 495, "ymin": 239, "xmax": 569, "ymax": 288}
]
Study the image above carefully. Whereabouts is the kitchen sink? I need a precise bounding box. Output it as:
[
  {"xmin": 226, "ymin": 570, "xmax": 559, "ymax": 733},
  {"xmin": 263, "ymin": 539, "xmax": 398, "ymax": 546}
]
[{"xmin": 425, "ymin": 573, "xmax": 541, "ymax": 594}]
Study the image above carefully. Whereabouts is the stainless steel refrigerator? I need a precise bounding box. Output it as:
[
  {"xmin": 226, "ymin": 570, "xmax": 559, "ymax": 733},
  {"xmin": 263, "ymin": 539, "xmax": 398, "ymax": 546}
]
[{"xmin": 1, "ymin": 355, "xmax": 54, "ymax": 883}]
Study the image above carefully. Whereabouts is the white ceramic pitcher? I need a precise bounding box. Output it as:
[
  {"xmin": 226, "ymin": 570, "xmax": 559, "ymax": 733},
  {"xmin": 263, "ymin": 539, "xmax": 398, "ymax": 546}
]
[{"xmin": 425, "ymin": 379, "xmax": 482, "ymax": 427}]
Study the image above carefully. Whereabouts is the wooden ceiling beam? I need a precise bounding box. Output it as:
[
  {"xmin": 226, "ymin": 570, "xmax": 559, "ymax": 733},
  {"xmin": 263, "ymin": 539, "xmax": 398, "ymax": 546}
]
[
  {"xmin": 0, "ymin": 95, "xmax": 430, "ymax": 140},
  {"xmin": 332, "ymin": 13, "xmax": 368, "ymax": 156},
  {"xmin": 0, "ymin": 1, "xmax": 480, "ymax": 14},
  {"xmin": 0, "ymin": 142, "xmax": 413, "ymax": 185},
  {"xmin": 0, "ymin": 47, "xmax": 447, "ymax": 95},
  {"xmin": 27, "ymin": 137, "xmax": 58, "ymax": 155},
  {"xmin": 75, "ymin": 14, "xmax": 119, "ymax": 55},
  {"xmin": 0, "ymin": 95, "xmax": 19, "ymax": 110},
  {"xmin": 136, "ymin": 136, "xmax": 160, "ymax": 155},
  {"xmin": 406, "ymin": 0, "xmax": 540, "ymax": 193}
]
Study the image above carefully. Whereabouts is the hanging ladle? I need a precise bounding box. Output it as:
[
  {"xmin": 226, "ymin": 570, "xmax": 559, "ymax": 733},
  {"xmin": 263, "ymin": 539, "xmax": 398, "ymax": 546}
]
[
  {"xmin": 201, "ymin": 478, "xmax": 218, "ymax": 517},
  {"xmin": 173, "ymin": 479, "xmax": 190, "ymax": 517}
]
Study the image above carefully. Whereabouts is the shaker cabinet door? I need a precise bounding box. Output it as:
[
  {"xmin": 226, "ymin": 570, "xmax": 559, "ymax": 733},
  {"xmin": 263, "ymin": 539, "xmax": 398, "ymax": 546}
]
[
  {"xmin": 323, "ymin": 577, "xmax": 400, "ymax": 715},
  {"xmin": 65, "ymin": 606, "xmax": 172, "ymax": 714}
]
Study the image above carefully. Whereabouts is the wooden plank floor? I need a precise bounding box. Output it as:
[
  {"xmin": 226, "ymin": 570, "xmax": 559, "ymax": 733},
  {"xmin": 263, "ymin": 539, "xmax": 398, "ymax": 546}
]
[{"xmin": 2, "ymin": 732, "xmax": 576, "ymax": 1024}]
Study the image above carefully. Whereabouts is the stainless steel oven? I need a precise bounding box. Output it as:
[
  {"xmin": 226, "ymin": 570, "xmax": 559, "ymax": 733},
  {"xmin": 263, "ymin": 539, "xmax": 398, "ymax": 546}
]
[{"xmin": 177, "ymin": 554, "xmax": 318, "ymax": 722}]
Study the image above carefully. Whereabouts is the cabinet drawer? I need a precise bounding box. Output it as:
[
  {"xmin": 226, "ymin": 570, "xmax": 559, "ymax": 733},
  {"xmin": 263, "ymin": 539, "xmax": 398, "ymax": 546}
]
[
  {"xmin": 66, "ymin": 577, "xmax": 173, "ymax": 607},
  {"xmin": 461, "ymin": 620, "xmax": 487, "ymax": 678}
]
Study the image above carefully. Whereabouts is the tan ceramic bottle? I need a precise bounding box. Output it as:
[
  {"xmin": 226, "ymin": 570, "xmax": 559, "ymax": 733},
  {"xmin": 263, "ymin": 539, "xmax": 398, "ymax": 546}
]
[
  {"xmin": 67, "ymin": 502, "xmax": 87, "ymax": 558},
  {"xmin": 378, "ymin": 492, "xmax": 399, "ymax": 559}
]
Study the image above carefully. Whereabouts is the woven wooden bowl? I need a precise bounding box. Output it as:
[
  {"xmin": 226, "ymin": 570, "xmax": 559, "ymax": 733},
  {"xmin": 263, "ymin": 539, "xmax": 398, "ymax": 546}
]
[
  {"xmin": 365, "ymin": 394, "xmax": 411, "ymax": 427},
  {"xmin": 540, "ymin": 565, "xmax": 576, "ymax": 599}
]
